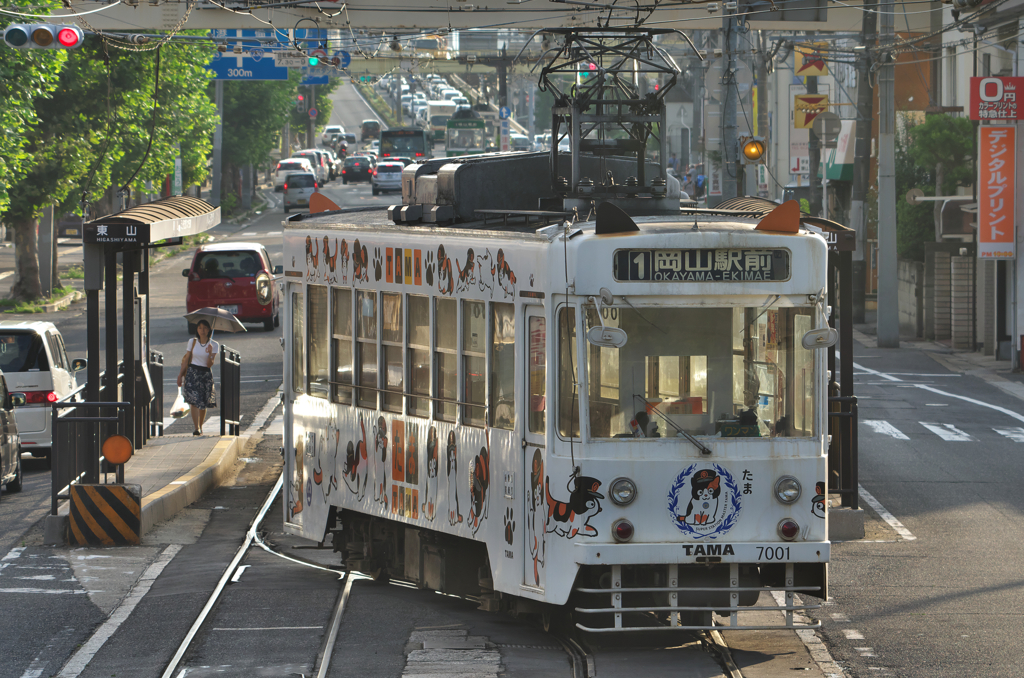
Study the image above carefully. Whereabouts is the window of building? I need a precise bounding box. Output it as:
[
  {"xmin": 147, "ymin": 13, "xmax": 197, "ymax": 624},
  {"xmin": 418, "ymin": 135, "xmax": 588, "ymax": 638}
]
[
  {"xmin": 308, "ymin": 285, "xmax": 330, "ymax": 398},
  {"xmin": 463, "ymin": 300, "xmax": 486, "ymax": 426},
  {"xmin": 382, "ymin": 292, "xmax": 403, "ymax": 413},
  {"xmin": 558, "ymin": 307, "xmax": 579, "ymax": 438},
  {"xmin": 332, "ymin": 288, "xmax": 353, "ymax": 405},
  {"xmin": 408, "ymin": 295, "xmax": 430, "ymax": 418},
  {"xmin": 490, "ymin": 303, "xmax": 515, "ymax": 430},
  {"xmin": 356, "ymin": 290, "xmax": 377, "ymax": 408},
  {"xmin": 435, "ymin": 298, "xmax": 457, "ymax": 422},
  {"xmin": 291, "ymin": 289, "xmax": 304, "ymax": 395}
]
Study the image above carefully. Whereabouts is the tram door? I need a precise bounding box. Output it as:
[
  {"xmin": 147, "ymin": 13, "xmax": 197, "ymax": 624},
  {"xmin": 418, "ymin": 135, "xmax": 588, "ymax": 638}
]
[{"xmin": 522, "ymin": 306, "xmax": 547, "ymax": 591}]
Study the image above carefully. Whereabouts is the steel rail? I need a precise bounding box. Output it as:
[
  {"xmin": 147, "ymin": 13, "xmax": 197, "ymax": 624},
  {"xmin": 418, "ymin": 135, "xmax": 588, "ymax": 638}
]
[{"xmin": 160, "ymin": 473, "xmax": 284, "ymax": 678}]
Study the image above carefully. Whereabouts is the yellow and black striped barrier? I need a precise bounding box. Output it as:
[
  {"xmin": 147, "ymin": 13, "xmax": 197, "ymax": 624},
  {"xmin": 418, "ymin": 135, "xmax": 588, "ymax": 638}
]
[{"xmin": 69, "ymin": 484, "xmax": 142, "ymax": 546}]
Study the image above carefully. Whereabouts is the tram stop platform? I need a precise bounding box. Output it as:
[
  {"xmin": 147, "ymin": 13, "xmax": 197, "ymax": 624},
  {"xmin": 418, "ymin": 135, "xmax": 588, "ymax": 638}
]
[{"xmin": 43, "ymin": 427, "xmax": 252, "ymax": 546}]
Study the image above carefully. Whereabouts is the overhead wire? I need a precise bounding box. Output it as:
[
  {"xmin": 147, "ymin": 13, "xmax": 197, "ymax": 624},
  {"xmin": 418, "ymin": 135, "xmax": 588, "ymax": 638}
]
[{"xmin": 0, "ymin": 0, "xmax": 122, "ymax": 18}]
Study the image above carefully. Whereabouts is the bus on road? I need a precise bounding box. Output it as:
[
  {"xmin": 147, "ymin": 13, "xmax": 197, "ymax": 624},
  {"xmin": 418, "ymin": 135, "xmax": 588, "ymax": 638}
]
[
  {"xmin": 445, "ymin": 118, "xmax": 487, "ymax": 157},
  {"xmin": 380, "ymin": 127, "xmax": 432, "ymax": 161},
  {"xmin": 423, "ymin": 100, "xmax": 457, "ymax": 141}
]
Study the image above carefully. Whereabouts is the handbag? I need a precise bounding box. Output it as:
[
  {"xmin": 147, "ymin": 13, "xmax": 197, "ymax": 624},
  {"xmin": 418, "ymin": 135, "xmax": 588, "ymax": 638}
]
[
  {"xmin": 179, "ymin": 338, "xmax": 195, "ymax": 376},
  {"xmin": 208, "ymin": 382, "xmax": 217, "ymax": 409}
]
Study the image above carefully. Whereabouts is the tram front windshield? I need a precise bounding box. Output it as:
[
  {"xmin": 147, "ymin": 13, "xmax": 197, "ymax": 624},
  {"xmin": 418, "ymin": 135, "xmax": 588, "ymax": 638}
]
[{"xmin": 571, "ymin": 305, "xmax": 816, "ymax": 439}]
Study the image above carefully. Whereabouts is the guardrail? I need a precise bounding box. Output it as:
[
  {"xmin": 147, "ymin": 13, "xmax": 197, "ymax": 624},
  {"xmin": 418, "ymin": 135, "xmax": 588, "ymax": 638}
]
[
  {"xmin": 220, "ymin": 345, "xmax": 241, "ymax": 437},
  {"xmin": 827, "ymin": 393, "xmax": 859, "ymax": 510},
  {"xmin": 50, "ymin": 364, "xmax": 127, "ymax": 516}
]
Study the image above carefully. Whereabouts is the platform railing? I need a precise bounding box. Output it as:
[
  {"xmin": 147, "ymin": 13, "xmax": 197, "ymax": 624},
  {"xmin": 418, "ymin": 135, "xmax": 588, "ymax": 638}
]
[
  {"xmin": 220, "ymin": 345, "xmax": 241, "ymax": 436},
  {"xmin": 827, "ymin": 392, "xmax": 859, "ymax": 510},
  {"xmin": 50, "ymin": 364, "xmax": 127, "ymax": 516}
]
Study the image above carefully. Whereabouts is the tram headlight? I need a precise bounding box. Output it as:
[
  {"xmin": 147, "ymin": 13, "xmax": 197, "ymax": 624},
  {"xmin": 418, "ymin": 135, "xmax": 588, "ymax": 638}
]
[
  {"xmin": 778, "ymin": 519, "xmax": 800, "ymax": 541},
  {"xmin": 609, "ymin": 477, "xmax": 637, "ymax": 506},
  {"xmin": 612, "ymin": 519, "xmax": 634, "ymax": 542},
  {"xmin": 774, "ymin": 476, "xmax": 802, "ymax": 504}
]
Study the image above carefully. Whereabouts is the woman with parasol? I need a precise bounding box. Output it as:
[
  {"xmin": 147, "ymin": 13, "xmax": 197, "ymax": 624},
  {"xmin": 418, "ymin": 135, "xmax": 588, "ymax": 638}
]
[{"xmin": 178, "ymin": 307, "xmax": 245, "ymax": 435}]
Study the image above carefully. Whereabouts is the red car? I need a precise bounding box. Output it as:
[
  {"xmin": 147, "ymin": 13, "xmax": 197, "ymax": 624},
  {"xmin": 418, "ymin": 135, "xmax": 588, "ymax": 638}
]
[{"xmin": 182, "ymin": 243, "xmax": 283, "ymax": 332}]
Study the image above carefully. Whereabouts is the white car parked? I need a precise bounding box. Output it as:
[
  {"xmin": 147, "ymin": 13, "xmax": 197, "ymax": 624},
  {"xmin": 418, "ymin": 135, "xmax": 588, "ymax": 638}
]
[{"xmin": 0, "ymin": 320, "xmax": 85, "ymax": 460}]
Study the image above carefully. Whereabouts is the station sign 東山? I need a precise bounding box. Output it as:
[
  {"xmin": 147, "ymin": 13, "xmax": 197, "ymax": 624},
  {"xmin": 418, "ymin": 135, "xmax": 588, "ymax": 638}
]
[{"xmin": 970, "ymin": 77, "xmax": 1024, "ymax": 120}]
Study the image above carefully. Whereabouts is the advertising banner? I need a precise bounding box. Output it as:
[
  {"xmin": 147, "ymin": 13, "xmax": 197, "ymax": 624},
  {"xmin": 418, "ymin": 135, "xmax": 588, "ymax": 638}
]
[
  {"xmin": 978, "ymin": 125, "xmax": 1016, "ymax": 259},
  {"xmin": 970, "ymin": 77, "xmax": 1024, "ymax": 121}
]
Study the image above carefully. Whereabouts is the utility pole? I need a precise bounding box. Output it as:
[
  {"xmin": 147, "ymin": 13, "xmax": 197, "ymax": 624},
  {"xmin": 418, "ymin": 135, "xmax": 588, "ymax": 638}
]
[
  {"xmin": 876, "ymin": 0, "xmax": 899, "ymax": 347},
  {"xmin": 692, "ymin": 30, "xmax": 704, "ymax": 175},
  {"xmin": 306, "ymin": 85, "xmax": 316, "ymax": 148},
  {"xmin": 807, "ymin": 74, "xmax": 822, "ymax": 217},
  {"xmin": 721, "ymin": 12, "xmax": 739, "ymax": 201},
  {"xmin": 849, "ymin": 3, "xmax": 877, "ymax": 323},
  {"xmin": 756, "ymin": 32, "xmax": 769, "ymax": 197},
  {"xmin": 211, "ymin": 80, "xmax": 223, "ymax": 207}
]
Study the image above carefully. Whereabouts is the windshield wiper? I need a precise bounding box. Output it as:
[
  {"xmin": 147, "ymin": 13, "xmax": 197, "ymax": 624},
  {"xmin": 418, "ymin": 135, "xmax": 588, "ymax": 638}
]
[{"xmin": 633, "ymin": 394, "xmax": 713, "ymax": 456}]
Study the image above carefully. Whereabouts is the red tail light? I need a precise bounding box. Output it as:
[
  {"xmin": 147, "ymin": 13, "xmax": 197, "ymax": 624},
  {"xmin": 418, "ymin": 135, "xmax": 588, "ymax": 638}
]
[
  {"xmin": 24, "ymin": 391, "xmax": 57, "ymax": 405},
  {"xmin": 342, "ymin": 169, "xmax": 346, "ymax": 174},
  {"xmin": 415, "ymin": 152, "xmax": 424, "ymax": 157},
  {"xmin": 383, "ymin": 152, "xmax": 391, "ymax": 156},
  {"xmin": 372, "ymin": 169, "xmax": 377, "ymax": 176},
  {"xmin": 275, "ymin": 163, "xmax": 281, "ymax": 170}
]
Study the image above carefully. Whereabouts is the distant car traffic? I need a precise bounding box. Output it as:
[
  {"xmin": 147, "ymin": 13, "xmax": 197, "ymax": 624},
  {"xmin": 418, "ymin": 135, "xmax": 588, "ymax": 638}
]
[
  {"xmin": 273, "ymin": 157, "xmax": 316, "ymax": 192},
  {"xmin": 361, "ymin": 119, "xmax": 381, "ymax": 141},
  {"xmin": 282, "ymin": 172, "xmax": 319, "ymax": 213},
  {"xmin": 0, "ymin": 320, "xmax": 84, "ymax": 461},
  {"xmin": 322, "ymin": 125, "xmax": 344, "ymax": 144},
  {"xmin": 182, "ymin": 243, "xmax": 282, "ymax": 332},
  {"xmin": 372, "ymin": 162, "xmax": 404, "ymax": 195},
  {"xmin": 342, "ymin": 155, "xmax": 375, "ymax": 184}
]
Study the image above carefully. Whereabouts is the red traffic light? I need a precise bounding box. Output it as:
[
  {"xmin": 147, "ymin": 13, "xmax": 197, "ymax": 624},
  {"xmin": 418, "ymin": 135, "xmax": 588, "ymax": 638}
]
[
  {"xmin": 298, "ymin": 94, "xmax": 305, "ymax": 101},
  {"xmin": 56, "ymin": 26, "xmax": 83, "ymax": 48}
]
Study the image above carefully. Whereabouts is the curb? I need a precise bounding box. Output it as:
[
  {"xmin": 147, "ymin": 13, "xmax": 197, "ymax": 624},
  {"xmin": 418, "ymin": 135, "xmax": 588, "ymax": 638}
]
[
  {"xmin": 41, "ymin": 289, "xmax": 84, "ymax": 313},
  {"xmin": 140, "ymin": 434, "xmax": 249, "ymax": 535}
]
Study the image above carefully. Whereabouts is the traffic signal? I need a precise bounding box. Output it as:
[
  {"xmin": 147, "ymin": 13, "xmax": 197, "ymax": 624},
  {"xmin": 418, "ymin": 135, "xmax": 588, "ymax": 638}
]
[
  {"xmin": 4, "ymin": 24, "xmax": 84, "ymax": 49},
  {"xmin": 296, "ymin": 93, "xmax": 306, "ymax": 113},
  {"xmin": 740, "ymin": 136, "xmax": 766, "ymax": 163}
]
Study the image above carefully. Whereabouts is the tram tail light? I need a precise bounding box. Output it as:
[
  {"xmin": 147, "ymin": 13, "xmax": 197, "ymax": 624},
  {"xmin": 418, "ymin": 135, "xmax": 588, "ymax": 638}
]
[
  {"xmin": 778, "ymin": 519, "xmax": 800, "ymax": 541},
  {"xmin": 612, "ymin": 519, "xmax": 634, "ymax": 542}
]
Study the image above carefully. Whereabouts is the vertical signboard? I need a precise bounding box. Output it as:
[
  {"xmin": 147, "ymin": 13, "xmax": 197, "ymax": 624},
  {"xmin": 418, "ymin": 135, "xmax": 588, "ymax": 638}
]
[{"xmin": 978, "ymin": 125, "xmax": 1016, "ymax": 259}]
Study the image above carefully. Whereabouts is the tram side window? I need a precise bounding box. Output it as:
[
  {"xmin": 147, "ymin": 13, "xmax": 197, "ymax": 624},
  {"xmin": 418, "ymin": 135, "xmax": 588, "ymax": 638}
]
[
  {"xmin": 490, "ymin": 303, "xmax": 515, "ymax": 430},
  {"xmin": 356, "ymin": 290, "xmax": 378, "ymax": 409},
  {"xmin": 463, "ymin": 300, "xmax": 486, "ymax": 427},
  {"xmin": 435, "ymin": 298, "xmax": 457, "ymax": 422},
  {"xmin": 558, "ymin": 307, "xmax": 580, "ymax": 438},
  {"xmin": 291, "ymin": 290, "xmax": 304, "ymax": 395},
  {"xmin": 382, "ymin": 292, "xmax": 403, "ymax": 413},
  {"xmin": 528, "ymin": 315, "xmax": 546, "ymax": 434},
  {"xmin": 408, "ymin": 295, "xmax": 430, "ymax": 418},
  {"xmin": 332, "ymin": 288, "xmax": 353, "ymax": 405},
  {"xmin": 307, "ymin": 285, "xmax": 330, "ymax": 398}
]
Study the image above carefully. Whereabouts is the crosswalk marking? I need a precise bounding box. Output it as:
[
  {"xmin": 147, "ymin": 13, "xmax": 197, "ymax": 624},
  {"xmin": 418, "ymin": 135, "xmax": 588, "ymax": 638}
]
[
  {"xmin": 864, "ymin": 420, "xmax": 909, "ymax": 440},
  {"xmin": 919, "ymin": 422, "xmax": 974, "ymax": 441},
  {"xmin": 994, "ymin": 427, "xmax": 1024, "ymax": 442}
]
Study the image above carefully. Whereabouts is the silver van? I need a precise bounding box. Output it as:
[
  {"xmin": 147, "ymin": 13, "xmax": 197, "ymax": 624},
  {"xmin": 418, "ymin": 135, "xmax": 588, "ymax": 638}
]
[{"xmin": 0, "ymin": 321, "xmax": 85, "ymax": 460}]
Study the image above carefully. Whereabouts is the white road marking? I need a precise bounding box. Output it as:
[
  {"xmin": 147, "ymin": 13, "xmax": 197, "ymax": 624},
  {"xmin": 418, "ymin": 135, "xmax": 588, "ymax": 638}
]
[
  {"xmin": 843, "ymin": 629, "xmax": 865, "ymax": 640},
  {"xmin": 230, "ymin": 564, "xmax": 250, "ymax": 583},
  {"xmin": 855, "ymin": 647, "xmax": 876, "ymax": 657},
  {"xmin": 858, "ymin": 484, "xmax": 917, "ymax": 541},
  {"xmin": 920, "ymin": 422, "xmax": 974, "ymax": 441},
  {"xmin": 830, "ymin": 613, "xmax": 851, "ymax": 623},
  {"xmin": 0, "ymin": 271, "xmax": 13, "ymax": 281},
  {"xmin": 915, "ymin": 383, "xmax": 1024, "ymax": 425},
  {"xmin": 770, "ymin": 591, "xmax": 851, "ymax": 678},
  {"xmin": 19, "ymin": 627, "xmax": 75, "ymax": 678},
  {"xmin": 57, "ymin": 544, "xmax": 182, "ymax": 677},
  {"xmin": 0, "ymin": 588, "xmax": 89, "ymax": 594},
  {"xmin": 994, "ymin": 427, "xmax": 1024, "ymax": 443},
  {"xmin": 864, "ymin": 420, "xmax": 910, "ymax": 440}
]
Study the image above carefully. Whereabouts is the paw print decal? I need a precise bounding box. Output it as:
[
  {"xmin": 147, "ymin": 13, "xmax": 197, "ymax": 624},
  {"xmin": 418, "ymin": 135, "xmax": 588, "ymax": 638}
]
[
  {"xmin": 424, "ymin": 250, "xmax": 435, "ymax": 286},
  {"xmin": 373, "ymin": 248, "xmax": 383, "ymax": 282},
  {"xmin": 503, "ymin": 507, "xmax": 515, "ymax": 545}
]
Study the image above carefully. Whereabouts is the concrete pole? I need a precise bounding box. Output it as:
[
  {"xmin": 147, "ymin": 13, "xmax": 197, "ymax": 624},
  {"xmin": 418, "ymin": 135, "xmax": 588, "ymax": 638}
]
[
  {"xmin": 849, "ymin": 5, "xmax": 877, "ymax": 324},
  {"xmin": 876, "ymin": 0, "xmax": 899, "ymax": 347},
  {"xmin": 807, "ymin": 75, "xmax": 822, "ymax": 217},
  {"xmin": 211, "ymin": 79, "xmax": 223, "ymax": 207},
  {"xmin": 692, "ymin": 30, "xmax": 704, "ymax": 174},
  {"xmin": 307, "ymin": 85, "xmax": 316, "ymax": 147},
  {"xmin": 722, "ymin": 15, "xmax": 739, "ymax": 201}
]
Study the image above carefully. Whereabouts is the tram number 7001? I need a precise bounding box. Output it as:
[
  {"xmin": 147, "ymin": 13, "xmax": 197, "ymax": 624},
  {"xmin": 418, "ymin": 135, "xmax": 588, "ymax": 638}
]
[{"xmin": 756, "ymin": 546, "xmax": 791, "ymax": 561}]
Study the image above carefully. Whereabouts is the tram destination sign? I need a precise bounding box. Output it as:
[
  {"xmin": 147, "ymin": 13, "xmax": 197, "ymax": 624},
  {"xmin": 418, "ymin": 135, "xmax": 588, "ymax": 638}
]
[{"xmin": 613, "ymin": 248, "xmax": 791, "ymax": 282}]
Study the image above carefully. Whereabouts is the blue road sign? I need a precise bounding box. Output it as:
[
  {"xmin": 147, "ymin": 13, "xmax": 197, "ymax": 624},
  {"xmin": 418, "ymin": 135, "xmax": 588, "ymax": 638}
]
[
  {"xmin": 309, "ymin": 108, "xmax": 318, "ymax": 119},
  {"xmin": 336, "ymin": 50, "xmax": 351, "ymax": 68},
  {"xmin": 300, "ymin": 66, "xmax": 330, "ymax": 85},
  {"xmin": 208, "ymin": 50, "xmax": 289, "ymax": 80},
  {"xmin": 499, "ymin": 106, "xmax": 511, "ymax": 120}
]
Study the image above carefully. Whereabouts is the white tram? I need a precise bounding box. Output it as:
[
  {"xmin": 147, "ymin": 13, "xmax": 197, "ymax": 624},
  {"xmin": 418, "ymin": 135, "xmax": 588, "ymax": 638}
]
[{"xmin": 281, "ymin": 200, "xmax": 833, "ymax": 632}]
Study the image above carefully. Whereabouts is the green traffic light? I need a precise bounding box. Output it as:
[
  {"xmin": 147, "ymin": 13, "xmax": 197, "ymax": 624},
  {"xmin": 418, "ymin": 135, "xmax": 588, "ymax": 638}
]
[
  {"xmin": 309, "ymin": 57, "xmax": 319, "ymax": 66},
  {"xmin": 4, "ymin": 26, "xmax": 29, "ymax": 47}
]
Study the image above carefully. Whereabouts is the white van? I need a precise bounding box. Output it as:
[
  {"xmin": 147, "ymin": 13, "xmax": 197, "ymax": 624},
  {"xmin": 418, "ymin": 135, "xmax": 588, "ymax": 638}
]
[{"xmin": 0, "ymin": 321, "xmax": 85, "ymax": 459}]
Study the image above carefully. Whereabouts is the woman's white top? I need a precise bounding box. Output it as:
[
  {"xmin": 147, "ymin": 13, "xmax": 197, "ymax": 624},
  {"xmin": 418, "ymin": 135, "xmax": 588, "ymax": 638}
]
[{"xmin": 187, "ymin": 337, "xmax": 219, "ymax": 367}]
